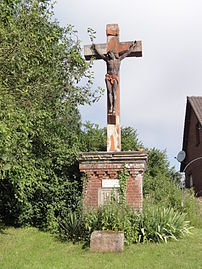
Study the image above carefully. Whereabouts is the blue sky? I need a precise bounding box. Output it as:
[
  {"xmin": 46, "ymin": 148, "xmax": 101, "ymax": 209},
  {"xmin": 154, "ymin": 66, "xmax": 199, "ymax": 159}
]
[{"xmin": 54, "ymin": 0, "xmax": 202, "ymax": 169}]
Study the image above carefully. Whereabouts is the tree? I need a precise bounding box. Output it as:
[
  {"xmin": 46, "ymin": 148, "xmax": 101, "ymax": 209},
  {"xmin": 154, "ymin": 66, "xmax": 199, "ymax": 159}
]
[
  {"xmin": 145, "ymin": 148, "xmax": 170, "ymax": 178},
  {"xmin": 143, "ymin": 148, "xmax": 182, "ymax": 210},
  {"xmin": 121, "ymin": 126, "xmax": 143, "ymax": 151},
  {"xmin": 0, "ymin": 0, "xmax": 101, "ymax": 228},
  {"xmin": 80, "ymin": 122, "xmax": 107, "ymax": 152},
  {"xmin": 80, "ymin": 124, "xmax": 142, "ymax": 152}
]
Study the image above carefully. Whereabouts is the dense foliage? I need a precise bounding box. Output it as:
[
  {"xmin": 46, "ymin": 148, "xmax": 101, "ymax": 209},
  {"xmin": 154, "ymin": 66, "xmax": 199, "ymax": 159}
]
[
  {"xmin": 0, "ymin": 0, "xmax": 100, "ymax": 228},
  {"xmin": 80, "ymin": 122, "xmax": 106, "ymax": 152},
  {"xmin": 143, "ymin": 148, "xmax": 202, "ymax": 228},
  {"xmin": 79, "ymin": 123, "xmax": 143, "ymax": 152},
  {"xmin": 59, "ymin": 201, "xmax": 191, "ymax": 245}
]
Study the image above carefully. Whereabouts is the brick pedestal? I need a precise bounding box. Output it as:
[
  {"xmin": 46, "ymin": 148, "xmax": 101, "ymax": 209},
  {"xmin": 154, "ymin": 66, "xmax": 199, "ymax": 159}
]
[{"xmin": 79, "ymin": 151, "xmax": 147, "ymax": 210}]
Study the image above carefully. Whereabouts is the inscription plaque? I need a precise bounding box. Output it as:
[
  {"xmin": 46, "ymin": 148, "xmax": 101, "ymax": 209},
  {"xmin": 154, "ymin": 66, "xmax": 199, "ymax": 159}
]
[{"xmin": 102, "ymin": 179, "xmax": 120, "ymax": 188}]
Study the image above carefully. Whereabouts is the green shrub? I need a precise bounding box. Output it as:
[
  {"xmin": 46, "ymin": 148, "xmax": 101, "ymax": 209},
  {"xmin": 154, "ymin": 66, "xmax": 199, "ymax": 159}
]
[
  {"xmin": 58, "ymin": 201, "xmax": 138, "ymax": 245},
  {"xmin": 83, "ymin": 201, "xmax": 139, "ymax": 245},
  {"xmin": 138, "ymin": 206, "xmax": 191, "ymax": 243},
  {"xmin": 58, "ymin": 208, "xmax": 85, "ymax": 243},
  {"xmin": 144, "ymin": 174, "xmax": 202, "ymax": 228},
  {"xmin": 144, "ymin": 174, "xmax": 181, "ymax": 207},
  {"xmin": 0, "ymin": 0, "xmax": 98, "ymax": 230},
  {"xmin": 183, "ymin": 190, "xmax": 202, "ymax": 228},
  {"xmin": 84, "ymin": 201, "xmax": 137, "ymax": 244},
  {"xmin": 58, "ymin": 200, "xmax": 191, "ymax": 245}
]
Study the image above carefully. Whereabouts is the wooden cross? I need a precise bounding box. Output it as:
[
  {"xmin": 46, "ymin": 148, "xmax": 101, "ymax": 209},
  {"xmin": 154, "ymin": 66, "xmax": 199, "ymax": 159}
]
[{"xmin": 84, "ymin": 24, "xmax": 142, "ymax": 152}]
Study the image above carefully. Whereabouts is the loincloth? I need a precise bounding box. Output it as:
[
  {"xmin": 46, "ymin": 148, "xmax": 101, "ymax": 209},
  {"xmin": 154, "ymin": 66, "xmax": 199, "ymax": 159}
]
[{"xmin": 105, "ymin": 74, "xmax": 119, "ymax": 84}]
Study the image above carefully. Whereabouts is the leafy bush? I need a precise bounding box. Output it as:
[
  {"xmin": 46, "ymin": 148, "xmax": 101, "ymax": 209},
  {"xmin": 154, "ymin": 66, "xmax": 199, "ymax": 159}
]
[
  {"xmin": 84, "ymin": 201, "xmax": 138, "ymax": 244},
  {"xmin": 144, "ymin": 174, "xmax": 182, "ymax": 208},
  {"xmin": 144, "ymin": 174, "xmax": 202, "ymax": 228},
  {"xmin": 0, "ymin": 0, "xmax": 100, "ymax": 229},
  {"xmin": 138, "ymin": 206, "xmax": 191, "ymax": 243},
  {"xmin": 58, "ymin": 208, "xmax": 85, "ymax": 243},
  {"xmin": 58, "ymin": 201, "xmax": 138, "ymax": 244},
  {"xmin": 80, "ymin": 122, "xmax": 106, "ymax": 152},
  {"xmin": 144, "ymin": 148, "xmax": 202, "ymax": 228},
  {"xmin": 183, "ymin": 190, "xmax": 202, "ymax": 228},
  {"xmin": 58, "ymin": 200, "xmax": 191, "ymax": 245}
]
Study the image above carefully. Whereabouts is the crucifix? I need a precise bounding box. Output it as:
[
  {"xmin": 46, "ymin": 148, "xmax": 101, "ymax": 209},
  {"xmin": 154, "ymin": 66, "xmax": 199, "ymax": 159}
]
[{"xmin": 84, "ymin": 24, "xmax": 142, "ymax": 152}]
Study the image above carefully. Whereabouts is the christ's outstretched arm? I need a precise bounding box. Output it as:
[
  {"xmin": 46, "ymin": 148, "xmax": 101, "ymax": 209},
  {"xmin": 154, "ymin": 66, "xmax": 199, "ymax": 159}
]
[
  {"xmin": 119, "ymin": 41, "xmax": 137, "ymax": 61},
  {"xmin": 91, "ymin": 44, "xmax": 108, "ymax": 62}
]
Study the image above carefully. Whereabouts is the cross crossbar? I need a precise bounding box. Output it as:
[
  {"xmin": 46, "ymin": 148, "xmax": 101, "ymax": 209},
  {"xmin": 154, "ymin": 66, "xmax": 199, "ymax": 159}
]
[{"xmin": 84, "ymin": 41, "xmax": 142, "ymax": 61}]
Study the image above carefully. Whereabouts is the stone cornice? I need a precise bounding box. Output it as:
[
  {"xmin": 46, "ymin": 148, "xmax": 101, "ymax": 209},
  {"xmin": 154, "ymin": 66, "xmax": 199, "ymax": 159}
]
[{"xmin": 79, "ymin": 151, "xmax": 148, "ymax": 164}]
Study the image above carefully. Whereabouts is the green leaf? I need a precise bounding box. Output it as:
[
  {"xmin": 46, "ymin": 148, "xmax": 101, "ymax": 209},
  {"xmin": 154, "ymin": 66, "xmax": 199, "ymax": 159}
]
[{"xmin": 3, "ymin": 163, "xmax": 11, "ymax": 171}]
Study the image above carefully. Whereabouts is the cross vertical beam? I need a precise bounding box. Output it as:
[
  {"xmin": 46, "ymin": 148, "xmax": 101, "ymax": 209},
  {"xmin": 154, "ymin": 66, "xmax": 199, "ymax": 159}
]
[{"xmin": 106, "ymin": 24, "xmax": 121, "ymax": 152}]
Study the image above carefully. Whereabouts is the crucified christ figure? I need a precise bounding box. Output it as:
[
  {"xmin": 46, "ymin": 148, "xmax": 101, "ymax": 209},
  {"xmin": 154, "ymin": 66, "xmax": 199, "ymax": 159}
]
[{"xmin": 92, "ymin": 41, "xmax": 137, "ymax": 114}]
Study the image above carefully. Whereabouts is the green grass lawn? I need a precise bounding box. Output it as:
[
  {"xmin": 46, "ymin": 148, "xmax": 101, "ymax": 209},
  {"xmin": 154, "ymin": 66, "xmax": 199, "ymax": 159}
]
[{"xmin": 0, "ymin": 227, "xmax": 202, "ymax": 269}]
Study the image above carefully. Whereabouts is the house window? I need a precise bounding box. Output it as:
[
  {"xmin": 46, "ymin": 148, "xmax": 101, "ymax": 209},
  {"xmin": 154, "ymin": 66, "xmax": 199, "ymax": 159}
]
[{"xmin": 195, "ymin": 122, "xmax": 200, "ymax": 146}]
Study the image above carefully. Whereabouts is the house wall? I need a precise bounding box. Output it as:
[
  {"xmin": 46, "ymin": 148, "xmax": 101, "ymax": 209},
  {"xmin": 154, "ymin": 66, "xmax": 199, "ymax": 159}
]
[{"xmin": 185, "ymin": 108, "xmax": 202, "ymax": 196}]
